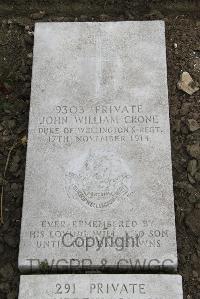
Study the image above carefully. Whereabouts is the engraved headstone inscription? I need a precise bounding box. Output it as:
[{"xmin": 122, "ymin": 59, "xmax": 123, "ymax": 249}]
[
  {"xmin": 18, "ymin": 274, "xmax": 183, "ymax": 299},
  {"xmin": 19, "ymin": 21, "xmax": 177, "ymax": 272}
]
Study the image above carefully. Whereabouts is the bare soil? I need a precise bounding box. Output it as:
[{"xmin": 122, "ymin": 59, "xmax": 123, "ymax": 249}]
[{"xmin": 0, "ymin": 1, "xmax": 200, "ymax": 298}]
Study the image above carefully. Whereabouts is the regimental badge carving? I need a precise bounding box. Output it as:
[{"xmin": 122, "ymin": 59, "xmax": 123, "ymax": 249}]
[{"xmin": 65, "ymin": 150, "xmax": 133, "ymax": 209}]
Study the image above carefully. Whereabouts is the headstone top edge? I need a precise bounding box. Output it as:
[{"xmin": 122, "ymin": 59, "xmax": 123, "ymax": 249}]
[
  {"xmin": 20, "ymin": 274, "xmax": 182, "ymax": 279},
  {"xmin": 34, "ymin": 20, "xmax": 165, "ymax": 28}
]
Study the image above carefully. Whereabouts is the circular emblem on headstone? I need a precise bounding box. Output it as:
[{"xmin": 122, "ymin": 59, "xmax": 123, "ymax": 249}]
[{"xmin": 65, "ymin": 150, "xmax": 132, "ymax": 209}]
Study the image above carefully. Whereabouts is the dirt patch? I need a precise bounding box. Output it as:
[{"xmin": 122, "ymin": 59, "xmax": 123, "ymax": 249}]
[{"xmin": 0, "ymin": 2, "xmax": 200, "ymax": 298}]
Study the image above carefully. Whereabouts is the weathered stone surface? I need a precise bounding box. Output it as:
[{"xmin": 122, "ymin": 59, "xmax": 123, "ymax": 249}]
[
  {"xmin": 187, "ymin": 159, "xmax": 198, "ymax": 177},
  {"xmin": 187, "ymin": 143, "xmax": 200, "ymax": 159},
  {"xmin": 185, "ymin": 209, "xmax": 200, "ymax": 236},
  {"xmin": 187, "ymin": 119, "xmax": 200, "ymax": 132},
  {"xmin": 19, "ymin": 22, "xmax": 177, "ymax": 272},
  {"xmin": 18, "ymin": 274, "xmax": 183, "ymax": 299},
  {"xmin": 177, "ymin": 72, "xmax": 199, "ymax": 95}
]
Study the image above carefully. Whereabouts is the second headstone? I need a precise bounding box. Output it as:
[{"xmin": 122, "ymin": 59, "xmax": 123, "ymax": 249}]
[{"xmin": 18, "ymin": 274, "xmax": 183, "ymax": 298}]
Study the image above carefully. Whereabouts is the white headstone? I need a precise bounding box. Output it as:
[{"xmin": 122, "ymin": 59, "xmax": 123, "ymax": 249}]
[
  {"xmin": 18, "ymin": 274, "xmax": 183, "ymax": 298},
  {"xmin": 19, "ymin": 21, "xmax": 177, "ymax": 272}
]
